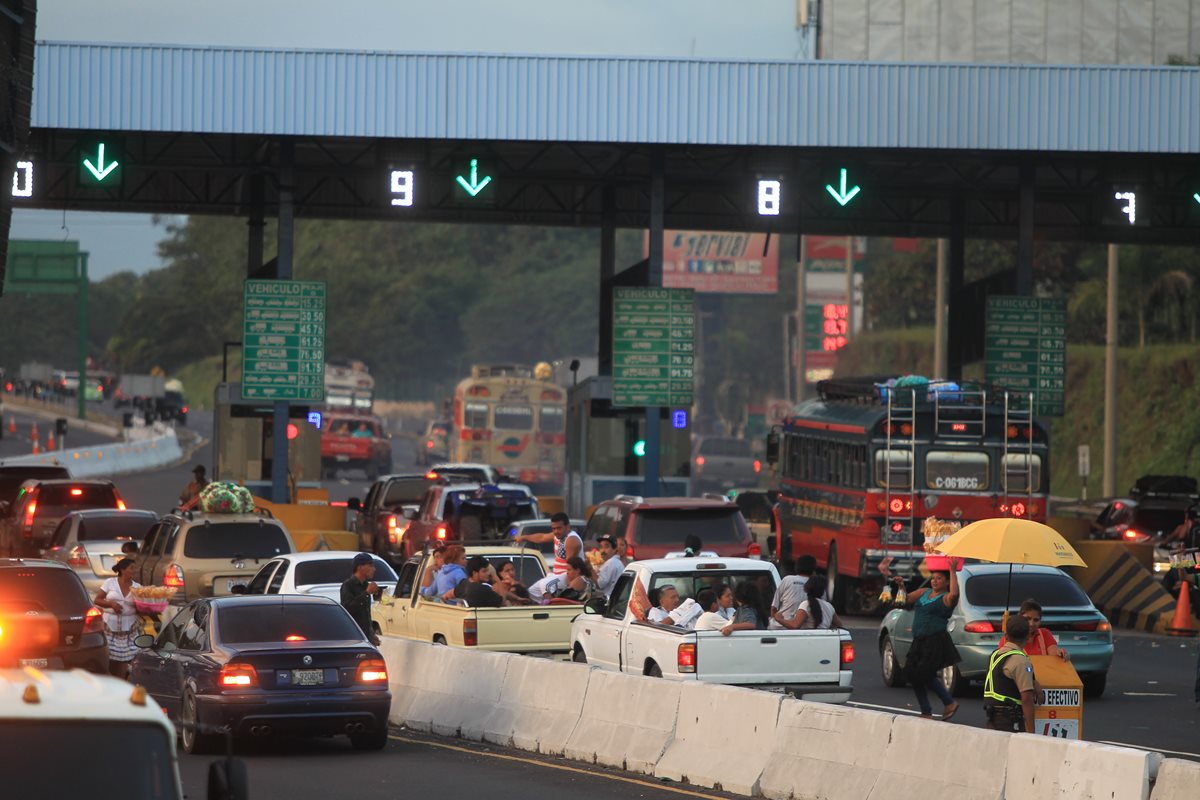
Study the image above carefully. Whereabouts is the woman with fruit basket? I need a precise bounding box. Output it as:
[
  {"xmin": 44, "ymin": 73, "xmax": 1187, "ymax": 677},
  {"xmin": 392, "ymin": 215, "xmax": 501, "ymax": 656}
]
[{"xmin": 93, "ymin": 558, "xmax": 143, "ymax": 679}]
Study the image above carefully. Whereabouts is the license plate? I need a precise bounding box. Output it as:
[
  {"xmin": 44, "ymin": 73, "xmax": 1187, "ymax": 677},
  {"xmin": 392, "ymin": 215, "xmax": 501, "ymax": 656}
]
[
  {"xmin": 336, "ymin": 455, "xmax": 350, "ymax": 462},
  {"xmin": 292, "ymin": 669, "xmax": 324, "ymax": 686},
  {"xmin": 20, "ymin": 658, "xmax": 48, "ymax": 668},
  {"xmin": 222, "ymin": 579, "xmax": 246, "ymax": 593}
]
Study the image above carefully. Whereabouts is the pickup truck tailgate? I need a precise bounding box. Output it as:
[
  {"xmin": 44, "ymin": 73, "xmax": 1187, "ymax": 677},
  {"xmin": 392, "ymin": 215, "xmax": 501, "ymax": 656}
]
[
  {"xmin": 694, "ymin": 629, "xmax": 844, "ymax": 685},
  {"xmin": 476, "ymin": 605, "xmax": 582, "ymax": 653}
]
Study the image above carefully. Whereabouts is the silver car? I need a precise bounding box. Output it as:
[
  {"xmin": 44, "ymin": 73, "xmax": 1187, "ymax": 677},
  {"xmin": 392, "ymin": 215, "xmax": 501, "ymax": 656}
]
[
  {"xmin": 879, "ymin": 563, "xmax": 1114, "ymax": 698},
  {"xmin": 44, "ymin": 509, "xmax": 159, "ymax": 594}
]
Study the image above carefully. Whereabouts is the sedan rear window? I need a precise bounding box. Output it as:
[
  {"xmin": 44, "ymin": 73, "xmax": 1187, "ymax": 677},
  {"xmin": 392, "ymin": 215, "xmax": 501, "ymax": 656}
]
[
  {"xmin": 183, "ymin": 523, "xmax": 290, "ymax": 559},
  {"xmin": 294, "ymin": 558, "xmax": 397, "ymax": 587},
  {"xmin": 73, "ymin": 514, "xmax": 158, "ymax": 543},
  {"xmin": 0, "ymin": 568, "xmax": 91, "ymax": 615},
  {"xmin": 217, "ymin": 603, "xmax": 363, "ymax": 643},
  {"xmin": 964, "ymin": 572, "xmax": 1091, "ymax": 608},
  {"xmin": 633, "ymin": 508, "xmax": 747, "ymax": 545}
]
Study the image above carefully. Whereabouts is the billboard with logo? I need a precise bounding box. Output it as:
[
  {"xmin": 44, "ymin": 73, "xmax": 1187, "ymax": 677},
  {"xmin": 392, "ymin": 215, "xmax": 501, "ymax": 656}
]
[{"xmin": 647, "ymin": 231, "xmax": 779, "ymax": 294}]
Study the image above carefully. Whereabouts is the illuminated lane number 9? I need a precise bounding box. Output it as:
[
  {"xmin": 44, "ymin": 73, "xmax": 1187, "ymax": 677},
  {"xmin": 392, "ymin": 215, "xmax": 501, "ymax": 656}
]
[
  {"xmin": 390, "ymin": 170, "xmax": 414, "ymax": 207},
  {"xmin": 757, "ymin": 179, "xmax": 781, "ymax": 216}
]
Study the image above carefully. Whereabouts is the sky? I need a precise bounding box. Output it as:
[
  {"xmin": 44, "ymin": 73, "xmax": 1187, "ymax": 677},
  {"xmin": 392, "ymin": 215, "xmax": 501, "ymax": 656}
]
[{"xmin": 13, "ymin": 0, "xmax": 812, "ymax": 279}]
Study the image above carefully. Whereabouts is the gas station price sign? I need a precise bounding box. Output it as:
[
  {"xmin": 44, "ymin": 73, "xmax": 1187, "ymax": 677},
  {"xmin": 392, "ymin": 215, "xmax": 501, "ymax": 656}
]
[
  {"xmin": 611, "ymin": 287, "xmax": 694, "ymax": 407},
  {"xmin": 242, "ymin": 280, "xmax": 326, "ymax": 402}
]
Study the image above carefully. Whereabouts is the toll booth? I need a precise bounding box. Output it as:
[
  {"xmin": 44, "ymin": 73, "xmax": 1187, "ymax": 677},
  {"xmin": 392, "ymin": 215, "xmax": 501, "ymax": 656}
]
[
  {"xmin": 212, "ymin": 383, "xmax": 322, "ymax": 495},
  {"xmin": 565, "ymin": 375, "xmax": 690, "ymax": 517}
]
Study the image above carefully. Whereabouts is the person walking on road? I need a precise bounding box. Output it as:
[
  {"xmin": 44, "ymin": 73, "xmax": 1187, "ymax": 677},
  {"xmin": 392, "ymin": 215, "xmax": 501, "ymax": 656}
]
[
  {"xmin": 895, "ymin": 568, "xmax": 961, "ymax": 721},
  {"xmin": 93, "ymin": 557, "xmax": 141, "ymax": 680},
  {"xmin": 341, "ymin": 553, "xmax": 380, "ymax": 645},
  {"xmin": 984, "ymin": 616, "xmax": 1039, "ymax": 733},
  {"xmin": 179, "ymin": 464, "xmax": 209, "ymax": 505},
  {"xmin": 514, "ymin": 512, "xmax": 581, "ymax": 575},
  {"xmin": 595, "ymin": 535, "xmax": 624, "ymax": 599}
]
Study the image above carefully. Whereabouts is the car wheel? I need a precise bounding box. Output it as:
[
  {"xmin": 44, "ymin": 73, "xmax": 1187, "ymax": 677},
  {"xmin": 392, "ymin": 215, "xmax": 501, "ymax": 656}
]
[
  {"xmin": 646, "ymin": 662, "xmax": 662, "ymax": 678},
  {"xmin": 880, "ymin": 634, "xmax": 906, "ymax": 688},
  {"xmin": 940, "ymin": 663, "xmax": 963, "ymax": 697},
  {"xmin": 350, "ymin": 724, "xmax": 390, "ymax": 751},
  {"xmin": 1082, "ymin": 672, "xmax": 1107, "ymax": 699},
  {"xmin": 572, "ymin": 646, "xmax": 587, "ymax": 664},
  {"xmin": 433, "ymin": 635, "xmax": 447, "ymax": 646},
  {"xmin": 181, "ymin": 691, "xmax": 219, "ymax": 755}
]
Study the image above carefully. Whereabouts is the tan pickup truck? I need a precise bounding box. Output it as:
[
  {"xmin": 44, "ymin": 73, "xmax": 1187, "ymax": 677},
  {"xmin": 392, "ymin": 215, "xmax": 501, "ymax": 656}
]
[{"xmin": 371, "ymin": 545, "xmax": 584, "ymax": 655}]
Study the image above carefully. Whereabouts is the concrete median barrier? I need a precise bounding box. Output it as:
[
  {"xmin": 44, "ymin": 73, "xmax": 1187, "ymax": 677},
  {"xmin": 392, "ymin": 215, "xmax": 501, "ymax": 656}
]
[
  {"xmin": 480, "ymin": 656, "xmax": 589, "ymax": 754},
  {"xmin": 759, "ymin": 699, "xmax": 896, "ymax": 800},
  {"xmin": 1005, "ymin": 734, "xmax": 1158, "ymax": 800},
  {"xmin": 563, "ymin": 667, "xmax": 680, "ymax": 774},
  {"xmin": 381, "ymin": 638, "xmax": 512, "ymax": 739},
  {"xmin": 878, "ymin": 713, "xmax": 1009, "ymax": 800},
  {"xmin": 0, "ymin": 431, "xmax": 182, "ymax": 478},
  {"xmin": 1150, "ymin": 758, "xmax": 1200, "ymax": 800},
  {"xmin": 654, "ymin": 681, "xmax": 781, "ymax": 796}
]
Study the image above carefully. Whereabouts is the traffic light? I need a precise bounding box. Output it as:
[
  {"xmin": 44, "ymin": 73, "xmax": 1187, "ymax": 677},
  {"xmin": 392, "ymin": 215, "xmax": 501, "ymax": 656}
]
[{"xmin": 632, "ymin": 439, "xmax": 647, "ymax": 457}]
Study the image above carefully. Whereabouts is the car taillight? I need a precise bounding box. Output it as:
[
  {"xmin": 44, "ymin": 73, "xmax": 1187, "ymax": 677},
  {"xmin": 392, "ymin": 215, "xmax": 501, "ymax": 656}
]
[
  {"xmin": 747, "ymin": 542, "xmax": 762, "ymax": 558},
  {"xmin": 182, "ymin": 406, "xmax": 188, "ymax": 414},
  {"xmin": 840, "ymin": 640, "xmax": 855, "ymax": 667},
  {"xmin": 116, "ymin": 499, "xmax": 127, "ymax": 511},
  {"xmin": 357, "ymin": 658, "xmax": 388, "ymax": 683},
  {"xmin": 67, "ymin": 546, "xmax": 89, "ymax": 568},
  {"xmin": 694, "ymin": 456, "xmax": 704, "ymax": 472},
  {"xmin": 626, "ymin": 545, "xmax": 636, "ymax": 560},
  {"xmin": 1072, "ymin": 620, "xmax": 1112, "ymax": 632},
  {"xmin": 436, "ymin": 526, "xmax": 447, "ymax": 540},
  {"xmin": 677, "ymin": 643, "xmax": 696, "ymax": 673},
  {"xmin": 426, "ymin": 441, "xmax": 434, "ymax": 449},
  {"xmin": 463, "ymin": 618, "xmax": 477, "ymax": 647},
  {"xmin": 23, "ymin": 500, "xmax": 37, "ymax": 531},
  {"xmin": 753, "ymin": 459, "xmax": 762, "ymax": 474},
  {"xmin": 1122, "ymin": 529, "xmax": 1149, "ymax": 542},
  {"xmin": 70, "ymin": 488, "xmax": 84, "ymax": 497},
  {"xmin": 220, "ymin": 663, "xmax": 258, "ymax": 687},
  {"xmin": 964, "ymin": 620, "xmax": 995, "ymax": 633},
  {"xmin": 163, "ymin": 564, "xmax": 185, "ymax": 588},
  {"xmin": 83, "ymin": 606, "xmax": 104, "ymax": 634}
]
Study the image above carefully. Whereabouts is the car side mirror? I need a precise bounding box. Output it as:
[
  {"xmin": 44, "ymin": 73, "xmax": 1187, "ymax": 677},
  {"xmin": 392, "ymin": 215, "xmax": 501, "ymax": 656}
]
[
  {"xmin": 208, "ymin": 757, "xmax": 249, "ymax": 800},
  {"xmin": 347, "ymin": 497, "xmax": 362, "ymax": 512},
  {"xmin": 765, "ymin": 431, "xmax": 781, "ymax": 465},
  {"xmin": 134, "ymin": 634, "xmax": 155, "ymax": 649},
  {"xmin": 583, "ymin": 597, "xmax": 606, "ymax": 615}
]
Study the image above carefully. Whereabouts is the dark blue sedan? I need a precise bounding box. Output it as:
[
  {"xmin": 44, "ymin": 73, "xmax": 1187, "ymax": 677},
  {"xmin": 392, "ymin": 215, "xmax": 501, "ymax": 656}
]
[{"xmin": 131, "ymin": 594, "xmax": 392, "ymax": 754}]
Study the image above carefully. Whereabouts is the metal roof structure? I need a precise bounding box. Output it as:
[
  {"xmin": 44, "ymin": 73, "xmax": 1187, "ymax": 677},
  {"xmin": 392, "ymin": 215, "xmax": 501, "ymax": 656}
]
[{"xmin": 32, "ymin": 41, "xmax": 1200, "ymax": 153}]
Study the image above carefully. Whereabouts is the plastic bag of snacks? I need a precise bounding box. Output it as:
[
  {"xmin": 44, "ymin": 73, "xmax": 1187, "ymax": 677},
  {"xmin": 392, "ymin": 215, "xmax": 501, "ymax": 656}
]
[
  {"xmin": 131, "ymin": 585, "xmax": 176, "ymax": 614},
  {"xmin": 923, "ymin": 517, "xmax": 963, "ymax": 571},
  {"xmin": 198, "ymin": 481, "xmax": 257, "ymax": 514}
]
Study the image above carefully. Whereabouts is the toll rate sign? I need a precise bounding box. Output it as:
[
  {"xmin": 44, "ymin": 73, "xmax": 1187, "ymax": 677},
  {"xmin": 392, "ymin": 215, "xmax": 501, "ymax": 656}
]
[
  {"xmin": 984, "ymin": 296, "xmax": 1066, "ymax": 417},
  {"xmin": 612, "ymin": 287, "xmax": 695, "ymax": 407},
  {"xmin": 242, "ymin": 280, "xmax": 327, "ymax": 402}
]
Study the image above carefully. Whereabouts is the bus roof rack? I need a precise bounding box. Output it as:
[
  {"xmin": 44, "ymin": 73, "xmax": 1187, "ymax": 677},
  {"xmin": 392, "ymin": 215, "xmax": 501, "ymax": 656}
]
[{"xmin": 815, "ymin": 376, "xmax": 1034, "ymax": 409}]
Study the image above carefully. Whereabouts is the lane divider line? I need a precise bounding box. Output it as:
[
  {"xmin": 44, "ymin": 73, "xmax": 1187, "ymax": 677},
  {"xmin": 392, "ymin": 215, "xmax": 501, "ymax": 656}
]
[
  {"xmin": 1097, "ymin": 741, "xmax": 1200, "ymax": 760},
  {"xmin": 846, "ymin": 700, "xmax": 922, "ymax": 716},
  {"xmin": 387, "ymin": 734, "xmax": 729, "ymax": 800}
]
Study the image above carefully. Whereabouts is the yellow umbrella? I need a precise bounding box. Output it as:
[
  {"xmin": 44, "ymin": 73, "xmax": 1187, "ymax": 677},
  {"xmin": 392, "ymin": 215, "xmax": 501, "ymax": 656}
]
[{"xmin": 935, "ymin": 518, "xmax": 1087, "ymax": 630}]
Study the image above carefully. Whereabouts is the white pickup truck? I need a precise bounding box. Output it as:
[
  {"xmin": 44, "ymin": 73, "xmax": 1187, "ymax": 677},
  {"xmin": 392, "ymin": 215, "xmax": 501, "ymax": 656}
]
[{"xmin": 569, "ymin": 557, "xmax": 854, "ymax": 703}]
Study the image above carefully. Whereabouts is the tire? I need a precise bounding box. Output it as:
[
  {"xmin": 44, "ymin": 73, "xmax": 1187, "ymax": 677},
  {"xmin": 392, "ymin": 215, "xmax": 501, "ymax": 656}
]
[
  {"xmin": 1082, "ymin": 672, "xmax": 1107, "ymax": 699},
  {"xmin": 940, "ymin": 663, "xmax": 964, "ymax": 697},
  {"xmin": 646, "ymin": 662, "xmax": 662, "ymax": 678},
  {"xmin": 180, "ymin": 691, "xmax": 220, "ymax": 755},
  {"xmin": 880, "ymin": 634, "xmax": 906, "ymax": 688},
  {"xmin": 572, "ymin": 646, "xmax": 587, "ymax": 664},
  {"xmin": 433, "ymin": 635, "xmax": 447, "ymax": 646},
  {"xmin": 828, "ymin": 546, "xmax": 849, "ymax": 613},
  {"xmin": 350, "ymin": 724, "xmax": 390, "ymax": 751}
]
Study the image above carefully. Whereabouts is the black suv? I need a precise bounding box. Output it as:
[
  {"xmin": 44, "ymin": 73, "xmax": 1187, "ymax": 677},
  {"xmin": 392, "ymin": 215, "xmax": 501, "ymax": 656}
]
[{"xmin": 0, "ymin": 558, "xmax": 108, "ymax": 672}]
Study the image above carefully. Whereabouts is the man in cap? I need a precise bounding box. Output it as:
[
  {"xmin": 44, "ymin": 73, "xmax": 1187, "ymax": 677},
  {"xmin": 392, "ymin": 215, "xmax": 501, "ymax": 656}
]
[
  {"xmin": 179, "ymin": 464, "xmax": 209, "ymax": 505},
  {"xmin": 341, "ymin": 552, "xmax": 380, "ymax": 645},
  {"xmin": 983, "ymin": 615, "xmax": 1039, "ymax": 733}
]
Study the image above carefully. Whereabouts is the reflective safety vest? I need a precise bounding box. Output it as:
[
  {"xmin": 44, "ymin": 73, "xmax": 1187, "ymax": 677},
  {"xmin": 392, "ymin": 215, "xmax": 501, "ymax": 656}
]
[{"xmin": 983, "ymin": 648, "xmax": 1027, "ymax": 706}]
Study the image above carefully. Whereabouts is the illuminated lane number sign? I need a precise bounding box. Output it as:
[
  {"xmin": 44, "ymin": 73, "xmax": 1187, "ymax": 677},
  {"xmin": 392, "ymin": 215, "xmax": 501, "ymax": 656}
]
[
  {"xmin": 1114, "ymin": 191, "xmax": 1136, "ymax": 224},
  {"xmin": 11, "ymin": 161, "xmax": 32, "ymax": 198},
  {"xmin": 390, "ymin": 170, "xmax": 414, "ymax": 207},
  {"xmin": 757, "ymin": 179, "xmax": 781, "ymax": 216}
]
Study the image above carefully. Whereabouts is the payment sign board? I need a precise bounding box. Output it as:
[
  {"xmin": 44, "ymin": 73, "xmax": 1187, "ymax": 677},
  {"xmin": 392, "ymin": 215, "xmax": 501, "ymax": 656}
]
[
  {"xmin": 242, "ymin": 280, "xmax": 327, "ymax": 402},
  {"xmin": 612, "ymin": 287, "xmax": 695, "ymax": 407},
  {"xmin": 984, "ymin": 296, "xmax": 1066, "ymax": 417}
]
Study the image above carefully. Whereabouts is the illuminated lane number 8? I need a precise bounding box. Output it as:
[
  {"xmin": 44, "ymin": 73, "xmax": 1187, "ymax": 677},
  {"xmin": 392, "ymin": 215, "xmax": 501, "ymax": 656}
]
[
  {"xmin": 390, "ymin": 170, "xmax": 414, "ymax": 207},
  {"xmin": 758, "ymin": 179, "xmax": 781, "ymax": 216}
]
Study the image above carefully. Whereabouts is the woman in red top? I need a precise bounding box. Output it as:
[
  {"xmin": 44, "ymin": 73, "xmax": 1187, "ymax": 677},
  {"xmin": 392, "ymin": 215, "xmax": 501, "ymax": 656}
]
[{"xmin": 998, "ymin": 599, "xmax": 1069, "ymax": 660}]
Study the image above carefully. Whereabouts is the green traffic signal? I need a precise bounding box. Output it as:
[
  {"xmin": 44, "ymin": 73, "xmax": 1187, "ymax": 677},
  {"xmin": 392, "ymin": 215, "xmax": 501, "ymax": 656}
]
[{"xmin": 632, "ymin": 439, "xmax": 646, "ymax": 457}]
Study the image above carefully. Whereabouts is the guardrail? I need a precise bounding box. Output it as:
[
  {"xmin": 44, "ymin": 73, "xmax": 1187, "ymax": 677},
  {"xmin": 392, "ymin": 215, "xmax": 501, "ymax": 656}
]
[
  {"xmin": 0, "ymin": 431, "xmax": 183, "ymax": 478},
  {"xmin": 379, "ymin": 636, "xmax": 1188, "ymax": 800}
]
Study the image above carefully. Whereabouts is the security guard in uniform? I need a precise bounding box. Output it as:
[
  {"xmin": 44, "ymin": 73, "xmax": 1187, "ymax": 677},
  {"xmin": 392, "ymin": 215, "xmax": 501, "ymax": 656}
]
[{"xmin": 983, "ymin": 615, "xmax": 1039, "ymax": 733}]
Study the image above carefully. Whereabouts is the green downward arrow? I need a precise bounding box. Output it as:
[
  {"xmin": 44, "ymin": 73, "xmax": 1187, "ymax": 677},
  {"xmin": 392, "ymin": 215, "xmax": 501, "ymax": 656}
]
[
  {"xmin": 83, "ymin": 143, "xmax": 119, "ymax": 182},
  {"xmin": 825, "ymin": 168, "xmax": 861, "ymax": 207},
  {"xmin": 455, "ymin": 159, "xmax": 492, "ymax": 197},
  {"xmin": 1193, "ymin": 192, "xmax": 1200, "ymax": 205}
]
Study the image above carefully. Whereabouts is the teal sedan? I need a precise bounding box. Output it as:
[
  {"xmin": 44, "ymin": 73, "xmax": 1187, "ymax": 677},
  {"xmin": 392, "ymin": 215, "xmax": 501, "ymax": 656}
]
[{"xmin": 878, "ymin": 564, "xmax": 1114, "ymax": 698}]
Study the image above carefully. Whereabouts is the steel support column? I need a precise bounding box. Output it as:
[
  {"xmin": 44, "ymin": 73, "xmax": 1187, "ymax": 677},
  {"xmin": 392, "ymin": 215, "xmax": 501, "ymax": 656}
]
[
  {"xmin": 271, "ymin": 142, "xmax": 295, "ymax": 504},
  {"xmin": 1017, "ymin": 163, "xmax": 1035, "ymax": 295},
  {"xmin": 946, "ymin": 197, "xmax": 966, "ymax": 381},
  {"xmin": 644, "ymin": 149, "xmax": 665, "ymax": 498}
]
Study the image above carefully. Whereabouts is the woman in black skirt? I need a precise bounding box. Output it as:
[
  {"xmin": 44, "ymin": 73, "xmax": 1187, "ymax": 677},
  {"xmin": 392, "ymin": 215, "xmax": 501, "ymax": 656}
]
[{"xmin": 894, "ymin": 568, "xmax": 961, "ymax": 720}]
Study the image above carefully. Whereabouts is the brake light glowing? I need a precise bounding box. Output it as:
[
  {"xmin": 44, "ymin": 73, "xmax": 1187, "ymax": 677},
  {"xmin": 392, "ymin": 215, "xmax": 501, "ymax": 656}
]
[
  {"xmin": 357, "ymin": 658, "xmax": 388, "ymax": 683},
  {"xmin": 116, "ymin": 499, "xmax": 126, "ymax": 511},
  {"xmin": 70, "ymin": 488, "xmax": 83, "ymax": 497},
  {"xmin": 220, "ymin": 663, "xmax": 258, "ymax": 687},
  {"xmin": 426, "ymin": 440, "xmax": 434, "ymax": 449},
  {"xmin": 677, "ymin": 643, "xmax": 697, "ymax": 673},
  {"xmin": 1011, "ymin": 502, "xmax": 1027, "ymax": 518},
  {"xmin": 695, "ymin": 456, "xmax": 705, "ymax": 467},
  {"xmin": 747, "ymin": 542, "xmax": 762, "ymax": 558},
  {"xmin": 463, "ymin": 618, "xmax": 478, "ymax": 647},
  {"xmin": 891, "ymin": 522, "xmax": 904, "ymax": 533},
  {"xmin": 963, "ymin": 620, "xmax": 995, "ymax": 633},
  {"xmin": 753, "ymin": 460, "xmax": 762, "ymax": 474},
  {"xmin": 67, "ymin": 546, "xmax": 89, "ymax": 568},
  {"xmin": 387, "ymin": 515, "xmax": 398, "ymax": 530},
  {"xmin": 839, "ymin": 641, "xmax": 855, "ymax": 667},
  {"xmin": 83, "ymin": 606, "xmax": 104, "ymax": 634},
  {"xmin": 626, "ymin": 545, "xmax": 636, "ymax": 559},
  {"xmin": 425, "ymin": 472, "xmax": 439, "ymax": 480},
  {"xmin": 163, "ymin": 564, "xmax": 185, "ymax": 588},
  {"xmin": 284, "ymin": 634, "xmax": 307, "ymax": 642},
  {"xmin": 889, "ymin": 499, "xmax": 904, "ymax": 514},
  {"xmin": 23, "ymin": 501, "xmax": 37, "ymax": 527},
  {"xmin": 1122, "ymin": 529, "xmax": 1146, "ymax": 542},
  {"xmin": 436, "ymin": 526, "xmax": 447, "ymax": 540},
  {"xmin": 182, "ymin": 406, "xmax": 188, "ymax": 414},
  {"xmin": 951, "ymin": 423, "xmax": 967, "ymax": 433}
]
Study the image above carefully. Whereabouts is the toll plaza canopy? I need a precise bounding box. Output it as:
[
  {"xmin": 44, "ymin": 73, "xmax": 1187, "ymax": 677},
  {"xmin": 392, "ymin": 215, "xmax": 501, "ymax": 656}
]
[{"xmin": 19, "ymin": 41, "xmax": 1200, "ymax": 243}]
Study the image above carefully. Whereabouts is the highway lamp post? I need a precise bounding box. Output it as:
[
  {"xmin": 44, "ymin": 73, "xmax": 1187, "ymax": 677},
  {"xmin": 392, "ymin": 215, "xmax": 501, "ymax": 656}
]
[{"xmin": 1102, "ymin": 244, "xmax": 1118, "ymax": 498}]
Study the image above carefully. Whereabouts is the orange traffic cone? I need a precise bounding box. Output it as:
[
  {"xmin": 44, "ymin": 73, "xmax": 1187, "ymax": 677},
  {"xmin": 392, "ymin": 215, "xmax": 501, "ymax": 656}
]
[
  {"xmin": 6, "ymin": 417, "xmax": 14, "ymax": 434},
  {"xmin": 31, "ymin": 440, "xmax": 40, "ymax": 454},
  {"xmin": 46, "ymin": 431, "xmax": 55, "ymax": 450},
  {"xmin": 1167, "ymin": 576, "xmax": 1198, "ymax": 636},
  {"xmin": 29, "ymin": 421, "xmax": 38, "ymax": 442}
]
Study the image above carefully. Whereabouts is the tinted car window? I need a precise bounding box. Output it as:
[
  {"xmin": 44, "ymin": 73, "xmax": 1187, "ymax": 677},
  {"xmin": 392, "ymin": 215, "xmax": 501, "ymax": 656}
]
[
  {"xmin": 0, "ymin": 567, "xmax": 91, "ymax": 615},
  {"xmin": 1133, "ymin": 508, "xmax": 1187, "ymax": 536},
  {"xmin": 383, "ymin": 479, "xmax": 432, "ymax": 506},
  {"xmin": 183, "ymin": 523, "xmax": 290, "ymax": 559},
  {"xmin": 244, "ymin": 563, "xmax": 279, "ymax": 595},
  {"xmin": 699, "ymin": 438, "xmax": 752, "ymax": 457},
  {"xmin": 34, "ymin": 484, "xmax": 119, "ymax": 512},
  {"xmin": 295, "ymin": 558, "xmax": 397, "ymax": 586},
  {"xmin": 74, "ymin": 514, "xmax": 157, "ymax": 543},
  {"xmin": 964, "ymin": 572, "xmax": 1091, "ymax": 608},
  {"xmin": 217, "ymin": 603, "xmax": 363, "ymax": 643},
  {"xmin": 633, "ymin": 508, "xmax": 746, "ymax": 545},
  {"xmin": 0, "ymin": 468, "xmax": 70, "ymax": 505}
]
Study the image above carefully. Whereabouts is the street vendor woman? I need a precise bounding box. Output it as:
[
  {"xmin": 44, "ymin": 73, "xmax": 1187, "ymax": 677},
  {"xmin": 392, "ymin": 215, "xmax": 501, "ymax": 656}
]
[{"xmin": 93, "ymin": 557, "xmax": 142, "ymax": 680}]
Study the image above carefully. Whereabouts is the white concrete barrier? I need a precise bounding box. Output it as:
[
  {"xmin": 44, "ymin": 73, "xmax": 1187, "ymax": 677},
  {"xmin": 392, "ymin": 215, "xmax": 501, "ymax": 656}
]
[
  {"xmin": 563, "ymin": 667, "xmax": 680, "ymax": 774},
  {"xmin": 877, "ymin": 713, "xmax": 1008, "ymax": 800},
  {"xmin": 1150, "ymin": 758, "xmax": 1200, "ymax": 800},
  {"xmin": 0, "ymin": 431, "xmax": 182, "ymax": 478},
  {"xmin": 759, "ymin": 699, "xmax": 896, "ymax": 800},
  {"xmin": 1005, "ymin": 735, "xmax": 1159, "ymax": 800},
  {"xmin": 381, "ymin": 638, "xmax": 511, "ymax": 739},
  {"xmin": 654, "ymin": 681, "xmax": 781, "ymax": 796},
  {"xmin": 480, "ymin": 656, "xmax": 590, "ymax": 754}
]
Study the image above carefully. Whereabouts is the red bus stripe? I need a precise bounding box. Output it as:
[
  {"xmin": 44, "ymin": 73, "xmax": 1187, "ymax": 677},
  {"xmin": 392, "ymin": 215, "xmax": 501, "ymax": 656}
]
[
  {"xmin": 780, "ymin": 478, "xmax": 869, "ymax": 498},
  {"xmin": 788, "ymin": 418, "xmax": 866, "ymax": 434}
]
